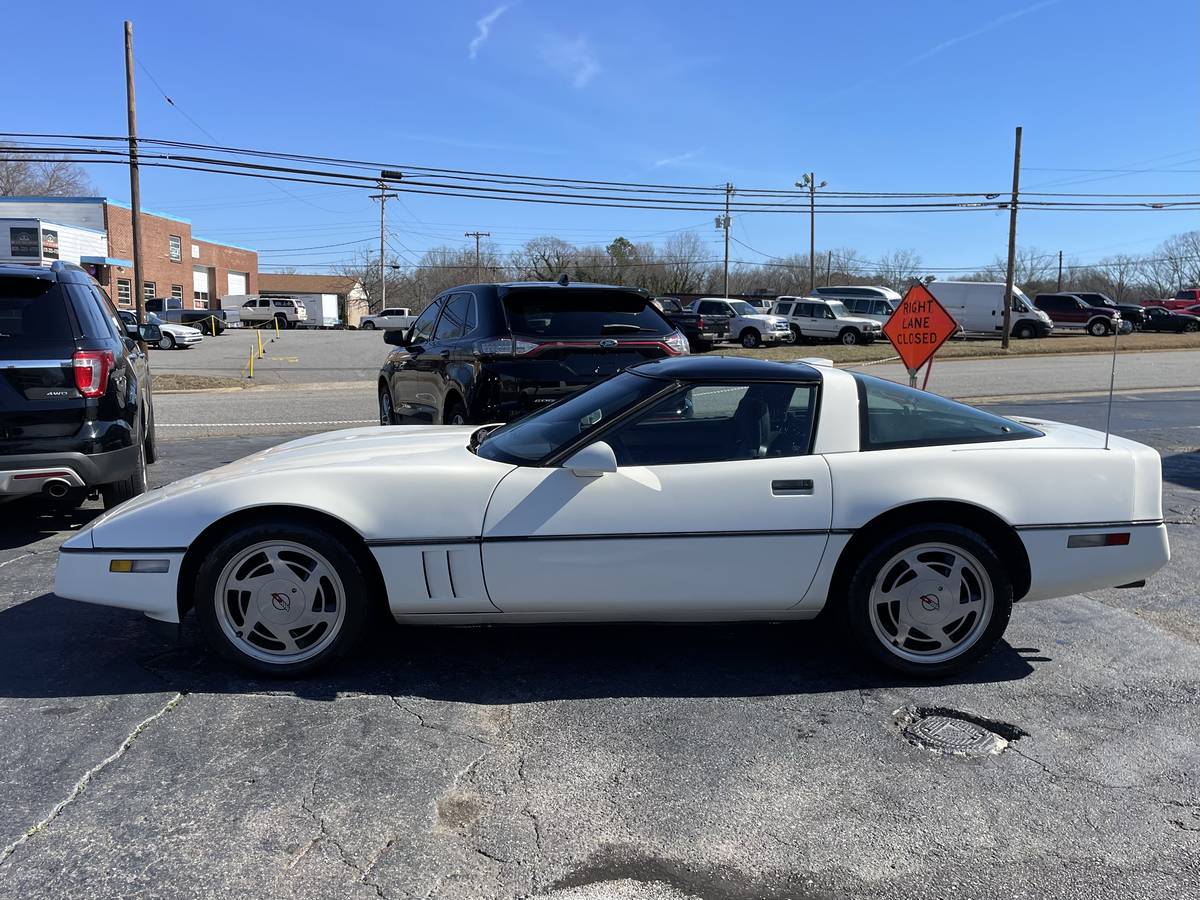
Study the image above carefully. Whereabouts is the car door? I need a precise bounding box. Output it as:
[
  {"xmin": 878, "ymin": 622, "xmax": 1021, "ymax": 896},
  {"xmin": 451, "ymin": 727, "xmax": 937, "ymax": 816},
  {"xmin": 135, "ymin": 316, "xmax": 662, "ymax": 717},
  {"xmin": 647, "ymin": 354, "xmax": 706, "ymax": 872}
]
[
  {"xmin": 796, "ymin": 302, "xmax": 825, "ymax": 338},
  {"xmin": 482, "ymin": 380, "xmax": 833, "ymax": 613},
  {"xmin": 428, "ymin": 292, "xmax": 475, "ymax": 421},
  {"xmin": 390, "ymin": 298, "xmax": 445, "ymax": 423}
]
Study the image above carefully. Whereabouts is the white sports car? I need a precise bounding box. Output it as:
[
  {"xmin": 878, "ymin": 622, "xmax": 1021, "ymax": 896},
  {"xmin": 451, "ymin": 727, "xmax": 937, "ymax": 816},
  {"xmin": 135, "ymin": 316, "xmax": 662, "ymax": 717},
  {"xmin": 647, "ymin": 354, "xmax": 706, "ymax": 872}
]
[{"xmin": 55, "ymin": 356, "xmax": 1170, "ymax": 677}]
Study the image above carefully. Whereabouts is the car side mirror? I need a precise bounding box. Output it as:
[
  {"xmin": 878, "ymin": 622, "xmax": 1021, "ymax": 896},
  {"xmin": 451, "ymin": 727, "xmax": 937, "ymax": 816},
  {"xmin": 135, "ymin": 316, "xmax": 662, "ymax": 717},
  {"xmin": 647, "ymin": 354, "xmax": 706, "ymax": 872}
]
[
  {"xmin": 563, "ymin": 441, "xmax": 618, "ymax": 477},
  {"xmin": 139, "ymin": 324, "xmax": 162, "ymax": 343},
  {"xmin": 383, "ymin": 329, "xmax": 409, "ymax": 346}
]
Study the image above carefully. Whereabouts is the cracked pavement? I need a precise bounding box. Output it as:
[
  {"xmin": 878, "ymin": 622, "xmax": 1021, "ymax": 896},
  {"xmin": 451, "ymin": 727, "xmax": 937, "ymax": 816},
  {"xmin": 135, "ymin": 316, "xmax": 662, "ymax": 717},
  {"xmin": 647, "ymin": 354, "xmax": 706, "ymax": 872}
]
[{"xmin": 0, "ymin": 393, "xmax": 1197, "ymax": 899}]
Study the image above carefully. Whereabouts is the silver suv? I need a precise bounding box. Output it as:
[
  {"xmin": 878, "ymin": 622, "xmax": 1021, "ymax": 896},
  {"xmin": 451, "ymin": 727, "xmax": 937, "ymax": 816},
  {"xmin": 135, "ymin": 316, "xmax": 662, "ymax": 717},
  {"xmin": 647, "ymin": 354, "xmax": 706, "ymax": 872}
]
[{"xmin": 772, "ymin": 296, "xmax": 883, "ymax": 346}]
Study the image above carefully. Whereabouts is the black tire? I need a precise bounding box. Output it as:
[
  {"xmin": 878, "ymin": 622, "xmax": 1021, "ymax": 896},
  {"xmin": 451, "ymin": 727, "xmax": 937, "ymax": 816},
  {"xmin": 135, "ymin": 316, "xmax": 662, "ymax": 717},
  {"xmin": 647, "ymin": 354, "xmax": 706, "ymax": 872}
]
[
  {"xmin": 789, "ymin": 325, "xmax": 804, "ymax": 344},
  {"xmin": 379, "ymin": 385, "xmax": 397, "ymax": 425},
  {"xmin": 1088, "ymin": 319, "xmax": 1111, "ymax": 337},
  {"xmin": 194, "ymin": 519, "xmax": 372, "ymax": 676},
  {"xmin": 1013, "ymin": 323, "xmax": 1035, "ymax": 340},
  {"xmin": 275, "ymin": 314, "xmax": 288, "ymax": 331},
  {"xmin": 362, "ymin": 321, "xmax": 377, "ymax": 330},
  {"xmin": 143, "ymin": 402, "xmax": 158, "ymax": 465},
  {"xmin": 841, "ymin": 523, "xmax": 1013, "ymax": 678},
  {"xmin": 157, "ymin": 332, "xmax": 176, "ymax": 351},
  {"xmin": 443, "ymin": 398, "xmax": 468, "ymax": 426},
  {"xmin": 740, "ymin": 329, "xmax": 762, "ymax": 349},
  {"xmin": 101, "ymin": 438, "xmax": 147, "ymax": 510},
  {"xmin": 839, "ymin": 328, "xmax": 861, "ymax": 346},
  {"xmin": 1186, "ymin": 321, "xmax": 1199, "ymax": 333}
]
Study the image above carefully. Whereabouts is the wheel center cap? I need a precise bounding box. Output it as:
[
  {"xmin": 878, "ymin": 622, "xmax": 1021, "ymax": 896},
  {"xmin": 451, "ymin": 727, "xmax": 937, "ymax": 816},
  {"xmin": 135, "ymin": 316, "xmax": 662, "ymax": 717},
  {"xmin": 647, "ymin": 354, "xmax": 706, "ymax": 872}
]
[
  {"xmin": 905, "ymin": 579, "xmax": 951, "ymax": 626},
  {"xmin": 259, "ymin": 579, "xmax": 304, "ymax": 625}
]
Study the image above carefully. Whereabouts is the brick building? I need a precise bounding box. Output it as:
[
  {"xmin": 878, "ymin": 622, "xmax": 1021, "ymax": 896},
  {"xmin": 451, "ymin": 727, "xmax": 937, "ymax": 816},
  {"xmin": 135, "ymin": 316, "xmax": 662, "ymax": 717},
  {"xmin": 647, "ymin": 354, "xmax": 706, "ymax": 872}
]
[{"xmin": 0, "ymin": 197, "xmax": 257, "ymax": 311}]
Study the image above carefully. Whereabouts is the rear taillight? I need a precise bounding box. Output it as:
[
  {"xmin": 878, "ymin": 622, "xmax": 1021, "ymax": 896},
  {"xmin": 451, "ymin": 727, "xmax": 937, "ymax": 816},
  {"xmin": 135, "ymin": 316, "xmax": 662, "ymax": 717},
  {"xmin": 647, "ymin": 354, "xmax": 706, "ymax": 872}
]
[
  {"xmin": 698, "ymin": 316, "xmax": 706, "ymax": 329},
  {"xmin": 664, "ymin": 332, "xmax": 690, "ymax": 355},
  {"xmin": 477, "ymin": 338, "xmax": 541, "ymax": 357},
  {"xmin": 72, "ymin": 350, "xmax": 114, "ymax": 398}
]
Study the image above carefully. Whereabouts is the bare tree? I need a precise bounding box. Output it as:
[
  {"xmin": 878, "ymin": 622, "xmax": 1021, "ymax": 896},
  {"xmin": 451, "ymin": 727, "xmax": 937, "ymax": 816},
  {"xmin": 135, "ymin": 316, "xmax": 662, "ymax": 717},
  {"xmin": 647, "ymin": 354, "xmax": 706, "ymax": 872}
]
[
  {"xmin": 509, "ymin": 236, "xmax": 577, "ymax": 280},
  {"xmin": 0, "ymin": 143, "xmax": 94, "ymax": 196},
  {"xmin": 873, "ymin": 249, "xmax": 924, "ymax": 291}
]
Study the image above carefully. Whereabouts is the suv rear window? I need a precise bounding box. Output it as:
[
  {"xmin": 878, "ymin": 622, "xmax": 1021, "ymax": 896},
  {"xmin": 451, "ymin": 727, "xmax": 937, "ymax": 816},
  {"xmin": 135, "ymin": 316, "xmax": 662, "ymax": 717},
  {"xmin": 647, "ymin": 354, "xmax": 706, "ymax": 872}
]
[
  {"xmin": 0, "ymin": 276, "xmax": 73, "ymax": 343},
  {"xmin": 503, "ymin": 289, "xmax": 671, "ymax": 338}
]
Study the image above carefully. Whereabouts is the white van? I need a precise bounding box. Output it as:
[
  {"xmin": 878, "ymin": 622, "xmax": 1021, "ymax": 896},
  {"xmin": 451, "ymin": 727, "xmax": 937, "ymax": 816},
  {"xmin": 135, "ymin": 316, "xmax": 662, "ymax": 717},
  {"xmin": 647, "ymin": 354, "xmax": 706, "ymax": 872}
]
[{"xmin": 925, "ymin": 281, "xmax": 1053, "ymax": 339}]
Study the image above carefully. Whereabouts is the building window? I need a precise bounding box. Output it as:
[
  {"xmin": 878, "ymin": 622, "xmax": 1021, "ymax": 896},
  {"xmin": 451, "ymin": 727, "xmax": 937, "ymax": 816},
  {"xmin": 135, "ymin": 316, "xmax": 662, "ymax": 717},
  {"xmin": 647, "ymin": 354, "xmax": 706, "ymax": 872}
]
[
  {"xmin": 143, "ymin": 281, "xmax": 156, "ymax": 301},
  {"xmin": 116, "ymin": 279, "xmax": 132, "ymax": 306},
  {"xmin": 191, "ymin": 244, "xmax": 200, "ymax": 259},
  {"xmin": 169, "ymin": 235, "xmax": 182, "ymax": 262},
  {"xmin": 193, "ymin": 291, "xmax": 209, "ymax": 309},
  {"xmin": 171, "ymin": 284, "xmax": 184, "ymax": 300}
]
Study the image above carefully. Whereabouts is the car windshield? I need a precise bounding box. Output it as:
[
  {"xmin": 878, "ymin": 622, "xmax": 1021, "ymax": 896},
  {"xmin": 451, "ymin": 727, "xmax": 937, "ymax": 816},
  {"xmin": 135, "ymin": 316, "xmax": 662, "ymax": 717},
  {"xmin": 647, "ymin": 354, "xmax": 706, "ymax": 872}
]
[
  {"xmin": 827, "ymin": 301, "xmax": 850, "ymax": 318},
  {"xmin": 728, "ymin": 301, "xmax": 756, "ymax": 316},
  {"xmin": 475, "ymin": 371, "xmax": 667, "ymax": 465}
]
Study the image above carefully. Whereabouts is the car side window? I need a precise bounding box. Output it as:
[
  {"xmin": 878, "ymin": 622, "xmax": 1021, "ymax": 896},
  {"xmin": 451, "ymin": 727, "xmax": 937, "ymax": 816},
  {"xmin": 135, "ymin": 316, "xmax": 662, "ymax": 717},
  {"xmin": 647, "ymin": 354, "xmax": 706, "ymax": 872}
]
[
  {"xmin": 854, "ymin": 372, "xmax": 1042, "ymax": 450},
  {"xmin": 91, "ymin": 286, "xmax": 127, "ymax": 341},
  {"xmin": 408, "ymin": 299, "xmax": 444, "ymax": 345},
  {"xmin": 434, "ymin": 293, "xmax": 473, "ymax": 340},
  {"xmin": 602, "ymin": 382, "xmax": 818, "ymax": 467},
  {"xmin": 776, "ymin": 302, "xmax": 792, "ymax": 316}
]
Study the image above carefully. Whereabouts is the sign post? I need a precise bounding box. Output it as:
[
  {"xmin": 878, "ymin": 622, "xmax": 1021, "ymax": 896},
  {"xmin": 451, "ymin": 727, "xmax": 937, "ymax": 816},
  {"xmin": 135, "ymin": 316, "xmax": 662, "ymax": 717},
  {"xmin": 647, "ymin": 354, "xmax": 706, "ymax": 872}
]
[{"xmin": 882, "ymin": 283, "xmax": 959, "ymax": 389}]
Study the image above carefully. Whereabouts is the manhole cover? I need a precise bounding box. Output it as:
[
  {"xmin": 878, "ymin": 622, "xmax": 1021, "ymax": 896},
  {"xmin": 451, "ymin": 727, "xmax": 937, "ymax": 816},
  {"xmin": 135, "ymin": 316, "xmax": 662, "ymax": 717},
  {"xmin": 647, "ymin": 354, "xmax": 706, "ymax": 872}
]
[{"xmin": 893, "ymin": 706, "xmax": 1016, "ymax": 757}]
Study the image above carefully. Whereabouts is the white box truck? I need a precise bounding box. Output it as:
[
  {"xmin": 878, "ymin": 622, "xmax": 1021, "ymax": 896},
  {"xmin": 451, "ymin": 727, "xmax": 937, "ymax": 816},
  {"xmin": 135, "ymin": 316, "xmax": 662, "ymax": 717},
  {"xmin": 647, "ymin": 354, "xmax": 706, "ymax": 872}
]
[{"xmin": 926, "ymin": 281, "xmax": 1054, "ymax": 340}]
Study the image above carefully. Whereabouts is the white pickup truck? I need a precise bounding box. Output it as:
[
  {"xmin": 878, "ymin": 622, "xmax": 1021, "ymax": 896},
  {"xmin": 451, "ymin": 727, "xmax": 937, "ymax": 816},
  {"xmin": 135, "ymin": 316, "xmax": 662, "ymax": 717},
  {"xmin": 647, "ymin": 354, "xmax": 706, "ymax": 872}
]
[
  {"xmin": 359, "ymin": 307, "xmax": 417, "ymax": 331},
  {"xmin": 689, "ymin": 298, "xmax": 793, "ymax": 348}
]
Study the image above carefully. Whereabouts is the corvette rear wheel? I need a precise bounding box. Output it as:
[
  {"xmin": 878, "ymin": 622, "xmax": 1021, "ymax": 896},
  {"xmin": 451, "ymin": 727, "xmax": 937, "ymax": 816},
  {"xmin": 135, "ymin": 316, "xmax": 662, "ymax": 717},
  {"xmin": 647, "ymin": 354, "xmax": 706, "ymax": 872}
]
[
  {"xmin": 843, "ymin": 524, "xmax": 1012, "ymax": 677},
  {"xmin": 196, "ymin": 522, "xmax": 370, "ymax": 675}
]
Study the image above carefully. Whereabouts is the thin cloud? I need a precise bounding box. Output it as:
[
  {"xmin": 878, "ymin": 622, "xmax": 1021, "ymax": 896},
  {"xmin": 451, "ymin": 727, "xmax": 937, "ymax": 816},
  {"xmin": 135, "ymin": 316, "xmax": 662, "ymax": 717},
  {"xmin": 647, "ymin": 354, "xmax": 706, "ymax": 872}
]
[
  {"xmin": 825, "ymin": 0, "xmax": 1062, "ymax": 101},
  {"xmin": 542, "ymin": 34, "xmax": 600, "ymax": 88},
  {"xmin": 653, "ymin": 148, "xmax": 704, "ymax": 168},
  {"xmin": 469, "ymin": 4, "xmax": 512, "ymax": 60}
]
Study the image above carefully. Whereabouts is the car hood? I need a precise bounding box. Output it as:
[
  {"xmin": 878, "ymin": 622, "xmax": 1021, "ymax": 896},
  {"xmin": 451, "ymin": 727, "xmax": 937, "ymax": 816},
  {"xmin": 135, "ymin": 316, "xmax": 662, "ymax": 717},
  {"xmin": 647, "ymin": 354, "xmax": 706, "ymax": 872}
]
[
  {"xmin": 75, "ymin": 425, "xmax": 516, "ymax": 549},
  {"xmin": 742, "ymin": 314, "xmax": 789, "ymax": 326}
]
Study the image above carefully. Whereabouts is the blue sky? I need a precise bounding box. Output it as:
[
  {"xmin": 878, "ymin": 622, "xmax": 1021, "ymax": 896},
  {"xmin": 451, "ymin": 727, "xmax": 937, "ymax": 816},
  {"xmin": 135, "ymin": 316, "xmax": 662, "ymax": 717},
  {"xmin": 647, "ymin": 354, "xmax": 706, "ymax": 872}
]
[{"xmin": 6, "ymin": 0, "xmax": 1198, "ymax": 273}]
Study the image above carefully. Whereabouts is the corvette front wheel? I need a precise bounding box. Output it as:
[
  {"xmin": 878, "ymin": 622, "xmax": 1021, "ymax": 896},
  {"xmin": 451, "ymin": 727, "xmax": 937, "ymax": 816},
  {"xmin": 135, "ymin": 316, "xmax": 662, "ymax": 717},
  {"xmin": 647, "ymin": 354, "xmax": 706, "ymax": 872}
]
[
  {"xmin": 843, "ymin": 524, "xmax": 1013, "ymax": 677},
  {"xmin": 195, "ymin": 521, "xmax": 371, "ymax": 675}
]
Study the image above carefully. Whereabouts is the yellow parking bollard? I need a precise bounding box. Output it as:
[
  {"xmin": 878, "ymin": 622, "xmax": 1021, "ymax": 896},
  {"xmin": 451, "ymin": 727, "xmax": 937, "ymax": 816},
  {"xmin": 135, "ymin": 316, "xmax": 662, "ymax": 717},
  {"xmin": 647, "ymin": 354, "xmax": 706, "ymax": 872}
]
[
  {"xmin": 257, "ymin": 329, "xmax": 264, "ymax": 359},
  {"xmin": 247, "ymin": 346, "xmax": 254, "ymax": 379},
  {"xmin": 273, "ymin": 317, "xmax": 280, "ymax": 341}
]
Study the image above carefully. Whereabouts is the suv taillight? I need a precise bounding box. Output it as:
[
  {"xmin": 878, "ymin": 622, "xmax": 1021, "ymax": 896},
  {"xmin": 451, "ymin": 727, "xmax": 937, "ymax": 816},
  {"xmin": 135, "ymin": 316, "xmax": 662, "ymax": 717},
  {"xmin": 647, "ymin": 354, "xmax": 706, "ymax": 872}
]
[
  {"xmin": 477, "ymin": 338, "xmax": 541, "ymax": 357},
  {"xmin": 73, "ymin": 350, "xmax": 114, "ymax": 398}
]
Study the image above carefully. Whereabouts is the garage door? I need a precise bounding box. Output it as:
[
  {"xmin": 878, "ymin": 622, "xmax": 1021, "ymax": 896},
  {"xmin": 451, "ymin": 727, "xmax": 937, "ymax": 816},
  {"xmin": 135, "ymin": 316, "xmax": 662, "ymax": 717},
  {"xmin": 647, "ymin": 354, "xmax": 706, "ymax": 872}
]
[
  {"xmin": 228, "ymin": 271, "xmax": 247, "ymax": 295},
  {"xmin": 192, "ymin": 267, "xmax": 210, "ymax": 306}
]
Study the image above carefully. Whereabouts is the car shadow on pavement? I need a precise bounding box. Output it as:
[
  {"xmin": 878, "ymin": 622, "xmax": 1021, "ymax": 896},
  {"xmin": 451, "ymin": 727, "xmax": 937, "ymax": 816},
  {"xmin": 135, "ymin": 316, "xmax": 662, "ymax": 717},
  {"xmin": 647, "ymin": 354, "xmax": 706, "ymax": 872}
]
[
  {"xmin": 1162, "ymin": 450, "xmax": 1200, "ymax": 490},
  {"xmin": 0, "ymin": 499, "xmax": 102, "ymax": 551},
  {"xmin": 0, "ymin": 593, "xmax": 1041, "ymax": 703}
]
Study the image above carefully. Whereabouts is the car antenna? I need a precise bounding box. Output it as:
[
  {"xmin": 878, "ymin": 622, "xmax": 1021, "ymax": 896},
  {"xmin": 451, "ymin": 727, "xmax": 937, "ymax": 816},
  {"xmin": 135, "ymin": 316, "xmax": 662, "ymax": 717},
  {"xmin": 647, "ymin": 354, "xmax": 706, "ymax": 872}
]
[{"xmin": 1103, "ymin": 323, "xmax": 1120, "ymax": 450}]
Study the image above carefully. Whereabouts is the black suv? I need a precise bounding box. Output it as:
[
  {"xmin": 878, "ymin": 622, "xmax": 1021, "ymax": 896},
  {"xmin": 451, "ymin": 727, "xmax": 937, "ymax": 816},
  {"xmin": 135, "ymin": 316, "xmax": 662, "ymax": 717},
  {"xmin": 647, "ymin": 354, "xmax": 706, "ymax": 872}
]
[
  {"xmin": 377, "ymin": 281, "xmax": 689, "ymax": 426},
  {"xmin": 0, "ymin": 261, "xmax": 161, "ymax": 510},
  {"xmin": 1067, "ymin": 292, "xmax": 1147, "ymax": 330}
]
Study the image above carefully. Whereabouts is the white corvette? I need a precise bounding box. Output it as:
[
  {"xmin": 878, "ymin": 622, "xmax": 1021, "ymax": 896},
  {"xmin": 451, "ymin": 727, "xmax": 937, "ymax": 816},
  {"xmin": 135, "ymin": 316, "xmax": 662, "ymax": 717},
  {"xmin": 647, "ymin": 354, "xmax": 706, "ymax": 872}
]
[{"xmin": 55, "ymin": 356, "xmax": 1170, "ymax": 677}]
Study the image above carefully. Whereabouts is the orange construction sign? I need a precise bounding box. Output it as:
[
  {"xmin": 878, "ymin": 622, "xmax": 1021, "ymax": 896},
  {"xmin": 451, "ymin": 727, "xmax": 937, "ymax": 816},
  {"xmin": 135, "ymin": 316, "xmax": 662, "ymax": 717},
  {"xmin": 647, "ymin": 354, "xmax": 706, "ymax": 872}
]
[{"xmin": 883, "ymin": 283, "xmax": 959, "ymax": 374}]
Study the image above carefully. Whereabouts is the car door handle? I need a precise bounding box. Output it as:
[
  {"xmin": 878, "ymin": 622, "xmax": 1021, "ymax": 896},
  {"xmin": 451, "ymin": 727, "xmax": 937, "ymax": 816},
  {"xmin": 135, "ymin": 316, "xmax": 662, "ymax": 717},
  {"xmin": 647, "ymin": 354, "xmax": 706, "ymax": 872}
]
[
  {"xmin": 772, "ymin": 479, "xmax": 814, "ymax": 495},
  {"xmin": 439, "ymin": 350, "xmax": 451, "ymax": 359}
]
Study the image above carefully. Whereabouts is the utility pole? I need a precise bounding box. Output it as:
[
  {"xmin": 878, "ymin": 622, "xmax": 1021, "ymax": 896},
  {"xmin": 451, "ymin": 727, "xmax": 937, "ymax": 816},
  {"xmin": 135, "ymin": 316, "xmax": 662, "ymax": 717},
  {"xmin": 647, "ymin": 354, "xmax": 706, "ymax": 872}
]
[
  {"xmin": 369, "ymin": 180, "xmax": 399, "ymax": 311},
  {"xmin": 1057, "ymin": 249, "xmax": 1064, "ymax": 291},
  {"xmin": 1001, "ymin": 126, "xmax": 1022, "ymax": 350},
  {"xmin": 123, "ymin": 21, "xmax": 145, "ymax": 326},
  {"xmin": 795, "ymin": 172, "xmax": 827, "ymax": 294},
  {"xmin": 465, "ymin": 231, "xmax": 491, "ymax": 281},
  {"xmin": 825, "ymin": 250, "xmax": 833, "ymax": 286},
  {"xmin": 715, "ymin": 183, "xmax": 733, "ymax": 298}
]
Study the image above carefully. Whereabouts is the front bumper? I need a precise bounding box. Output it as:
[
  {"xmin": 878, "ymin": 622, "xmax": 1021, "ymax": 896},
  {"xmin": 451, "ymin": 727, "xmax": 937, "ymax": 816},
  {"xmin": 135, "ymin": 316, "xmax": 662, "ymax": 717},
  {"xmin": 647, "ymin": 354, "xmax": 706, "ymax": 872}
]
[
  {"xmin": 55, "ymin": 547, "xmax": 184, "ymax": 623},
  {"xmin": 0, "ymin": 444, "xmax": 140, "ymax": 496},
  {"xmin": 175, "ymin": 333, "xmax": 204, "ymax": 346},
  {"xmin": 763, "ymin": 330, "xmax": 793, "ymax": 343}
]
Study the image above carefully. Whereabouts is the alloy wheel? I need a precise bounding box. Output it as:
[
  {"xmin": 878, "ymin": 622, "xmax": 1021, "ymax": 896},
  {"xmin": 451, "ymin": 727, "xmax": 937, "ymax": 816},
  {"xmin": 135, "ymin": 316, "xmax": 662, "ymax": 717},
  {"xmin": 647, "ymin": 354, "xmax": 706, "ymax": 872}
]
[
  {"xmin": 214, "ymin": 540, "xmax": 347, "ymax": 665},
  {"xmin": 867, "ymin": 542, "xmax": 995, "ymax": 665}
]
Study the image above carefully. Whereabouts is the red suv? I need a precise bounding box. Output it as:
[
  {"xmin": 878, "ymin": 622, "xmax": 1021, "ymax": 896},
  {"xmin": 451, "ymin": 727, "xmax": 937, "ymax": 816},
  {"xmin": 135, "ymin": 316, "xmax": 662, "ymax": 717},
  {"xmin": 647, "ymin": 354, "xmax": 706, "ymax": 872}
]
[{"xmin": 1034, "ymin": 293, "xmax": 1129, "ymax": 337}]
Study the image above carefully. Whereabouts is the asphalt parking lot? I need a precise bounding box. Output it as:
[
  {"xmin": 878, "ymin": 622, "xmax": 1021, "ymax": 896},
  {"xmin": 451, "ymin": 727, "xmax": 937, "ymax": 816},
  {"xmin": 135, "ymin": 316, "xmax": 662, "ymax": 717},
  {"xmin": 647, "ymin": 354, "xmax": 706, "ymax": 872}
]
[{"xmin": 1, "ymin": 390, "xmax": 1198, "ymax": 899}]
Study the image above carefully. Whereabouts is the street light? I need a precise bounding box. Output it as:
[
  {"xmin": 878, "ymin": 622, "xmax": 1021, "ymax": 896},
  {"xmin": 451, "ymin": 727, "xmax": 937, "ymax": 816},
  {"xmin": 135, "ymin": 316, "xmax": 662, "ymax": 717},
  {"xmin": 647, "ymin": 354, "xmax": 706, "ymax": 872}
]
[{"xmin": 795, "ymin": 173, "xmax": 828, "ymax": 294}]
